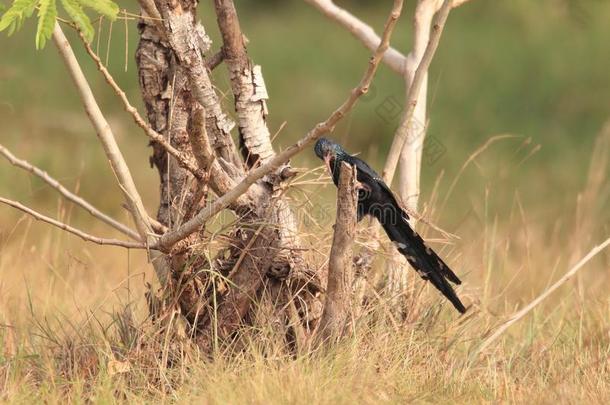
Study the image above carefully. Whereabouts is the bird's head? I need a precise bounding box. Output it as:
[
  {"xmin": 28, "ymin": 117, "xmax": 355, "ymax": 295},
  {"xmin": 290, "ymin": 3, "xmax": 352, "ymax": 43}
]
[
  {"xmin": 314, "ymin": 138, "xmax": 344, "ymax": 161},
  {"xmin": 314, "ymin": 138, "xmax": 348, "ymax": 176}
]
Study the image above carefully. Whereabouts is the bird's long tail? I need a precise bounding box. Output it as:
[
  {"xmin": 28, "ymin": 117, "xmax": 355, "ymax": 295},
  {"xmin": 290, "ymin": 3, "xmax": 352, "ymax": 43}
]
[{"xmin": 379, "ymin": 205, "xmax": 466, "ymax": 314}]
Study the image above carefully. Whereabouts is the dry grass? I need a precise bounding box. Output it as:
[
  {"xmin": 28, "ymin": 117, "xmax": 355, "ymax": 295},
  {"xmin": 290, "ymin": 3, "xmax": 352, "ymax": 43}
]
[{"xmin": 1, "ymin": 131, "xmax": 609, "ymax": 403}]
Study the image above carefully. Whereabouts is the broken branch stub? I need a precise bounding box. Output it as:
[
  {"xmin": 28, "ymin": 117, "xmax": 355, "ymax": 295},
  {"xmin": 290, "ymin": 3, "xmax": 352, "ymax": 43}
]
[{"xmin": 316, "ymin": 162, "xmax": 358, "ymax": 345}]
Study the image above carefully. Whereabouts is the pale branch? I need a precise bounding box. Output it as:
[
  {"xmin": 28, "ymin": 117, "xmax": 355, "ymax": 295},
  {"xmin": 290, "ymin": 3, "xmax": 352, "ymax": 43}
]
[
  {"xmin": 52, "ymin": 23, "xmax": 151, "ymax": 239},
  {"xmin": 395, "ymin": 0, "xmax": 441, "ymax": 210},
  {"xmin": 0, "ymin": 144, "xmax": 140, "ymax": 241},
  {"xmin": 148, "ymin": 215, "xmax": 168, "ymax": 234},
  {"xmin": 52, "ymin": 24, "xmax": 170, "ymax": 283},
  {"xmin": 305, "ymin": 0, "xmax": 473, "ymax": 76},
  {"xmin": 305, "ymin": 0, "xmax": 407, "ymax": 74},
  {"xmin": 381, "ymin": 0, "xmax": 453, "ymax": 184},
  {"xmin": 155, "ymin": 0, "xmax": 405, "ymax": 251},
  {"xmin": 0, "ymin": 197, "xmax": 146, "ymax": 249},
  {"xmin": 213, "ymin": 0, "xmax": 276, "ymax": 166},
  {"xmin": 475, "ymin": 237, "xmax": 610, "ymax": 357},
  {"xmin": 77, "ymin": 30, "xmax": 203, "ymax": 180},
  {"xmin": 315, "ymin": 162, "xmax": 358, "ymax": 345},
  {"xmin": 386, "ymin": 0, "xmax": 446, "ymax": 297}
]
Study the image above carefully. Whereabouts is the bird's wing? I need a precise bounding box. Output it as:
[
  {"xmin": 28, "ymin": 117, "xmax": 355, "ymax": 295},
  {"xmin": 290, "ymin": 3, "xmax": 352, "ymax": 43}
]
[
  {"xmin": 347, "ymin": 155, "xmax": 410, "ymax": 220},
  {"xmin": 347, "ymin": 155, "xmax": 383, "ymax": 183}
]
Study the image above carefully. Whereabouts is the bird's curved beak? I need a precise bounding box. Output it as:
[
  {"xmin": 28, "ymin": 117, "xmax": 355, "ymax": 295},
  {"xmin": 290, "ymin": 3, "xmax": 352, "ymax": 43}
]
[{"xmin": 323, "ymin": 153, "xmax": 332, "ymax": 175}]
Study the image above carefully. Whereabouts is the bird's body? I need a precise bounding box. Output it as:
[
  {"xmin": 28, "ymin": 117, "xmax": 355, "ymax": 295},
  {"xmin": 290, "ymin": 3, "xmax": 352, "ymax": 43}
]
[{"xmin": 314, "ymin": 138, "xmax": 466, "ymax": 313}]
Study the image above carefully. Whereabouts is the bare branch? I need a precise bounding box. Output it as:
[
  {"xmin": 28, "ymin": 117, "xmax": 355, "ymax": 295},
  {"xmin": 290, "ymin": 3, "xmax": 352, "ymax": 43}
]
[
  {"xmin": 305, "ymin": 0, "xmax": 407, "ymax": 74},
  {"xmin": 155, "ymin": 0, "xmax": 405, "ymax": 251},
  {"xmin": 204, "ymin": 49, "xmax": 225, "ymax": 71},
  {"xmin": 381, "ymin": 0, "xmax": 453, "ymax": 185},
  {"xmin": 187, "ymin": 106, "xmax": 214, "ymax": 172},
  {"xmin": 149, "ymin": 215, "xmax": 168, "ymax": 234},
  {"xmin": 0, "ymin": 197, "xmax": 146, "ymax": 249},
  {"xmin": 214, "ymin": 0, "xmax": 275, "ymax": 166},
  {"xmin": 475, "ymin": 237, "xmax": 610, "ymax": 357},
  {"xmin": 52, "ymin": 23, "xmax": 151, "ymax": 239},
  {"xmin": 0, "ymin": 144, "xmax": 140, "ymax": 240},
  {"xmin": 77, "ymin": 31, "xmax": 204, "ymax": 180},
  {"xmin": 51, "ymin": 24, "xmax": 170, "ymax": 283},
  {"xmin": 316, "ymin": 162, "xmax": 358, "ymax": 345},
  {"xmin": 394, "ymin": 0, "xmax": 442, "ymax": 210},
  {"xmin": 305, "ymin": 0, "xmax": 474, "ymax": 76}
]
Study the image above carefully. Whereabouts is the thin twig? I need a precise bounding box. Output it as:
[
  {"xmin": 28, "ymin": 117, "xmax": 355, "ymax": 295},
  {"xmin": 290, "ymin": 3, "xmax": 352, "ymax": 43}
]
[
  {"xmin": 51, "ymin": 24, "xmax": 170, "ymax": 283},
  {"xmin": 52, "ymin": 23, "xmax": 151, "ymax": 238},
  {"xmin": 0, "ymin": 197, "xmax": 146, "ymax": 249},
  {"xmin": 155, "ymin": 0, "xmax": 405, "ymax": 251},
  {"xmin": 474, "ymin": 237, "xmax": 610, "ymax": 357},
  {"xmin": 0, "ymin": 144, "xmax": 140, "ymax": 240},
  {"xmin": 76, "ymin": 30, "xmax": 203, "ymax": 180},
  {"xmin": 204, "ymin": 49, "xmax": 225, "ymax": 70},
  {"xmin": 381, "ymin": 0, "xmax": 453, "ymax": 184}
]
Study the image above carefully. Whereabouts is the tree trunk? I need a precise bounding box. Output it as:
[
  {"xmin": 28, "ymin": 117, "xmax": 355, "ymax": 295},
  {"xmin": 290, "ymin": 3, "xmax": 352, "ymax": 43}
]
[{"xmin": 136, "ymin": 1, "xmax": 323, "ymax": 350}]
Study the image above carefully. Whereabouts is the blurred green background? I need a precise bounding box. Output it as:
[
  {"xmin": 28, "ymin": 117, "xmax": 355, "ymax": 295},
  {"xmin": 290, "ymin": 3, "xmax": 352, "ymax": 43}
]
[{"xmin": 0, "ymin": 0, "xmax": 609, "ymax": 235}]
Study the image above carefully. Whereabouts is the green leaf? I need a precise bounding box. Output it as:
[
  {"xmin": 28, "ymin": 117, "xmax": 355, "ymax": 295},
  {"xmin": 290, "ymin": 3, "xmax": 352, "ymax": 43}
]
[
  {"xmin": 35, "ymin": 0, "xmax": 56, "ymax": 49},
  {"xmin": 0, "ymin": 0, "xmax": 39, "ymax": 34},
  {"xmin": 60, "ymin": 0, "xmax": 92, "ymax": 42},
  {"xmin": 79, "ymin": 0, "xmax": 118, "ymax": 21}
]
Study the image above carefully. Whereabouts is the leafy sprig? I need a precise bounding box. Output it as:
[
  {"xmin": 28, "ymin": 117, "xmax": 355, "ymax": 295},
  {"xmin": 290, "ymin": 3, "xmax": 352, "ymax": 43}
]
[{"xmin": 0, "ymin": 0, "xmax": 119, "ymax": 49}]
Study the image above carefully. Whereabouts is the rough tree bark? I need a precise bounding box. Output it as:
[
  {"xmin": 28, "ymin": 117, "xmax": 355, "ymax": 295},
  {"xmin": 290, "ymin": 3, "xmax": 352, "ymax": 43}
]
[
  {"xmin": 315, "ymin": 162, "xmax": 358, "ymax": 346},
  {"xmin": 136, "ymin": 0, "xmax": 323, "ymax": 348}
]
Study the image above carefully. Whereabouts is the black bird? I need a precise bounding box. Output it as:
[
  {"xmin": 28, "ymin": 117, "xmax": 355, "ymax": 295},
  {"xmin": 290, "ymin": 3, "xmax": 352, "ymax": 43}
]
[{"xmin": 314, "ymin": 138, "xmax": 466, "ymax": 313}]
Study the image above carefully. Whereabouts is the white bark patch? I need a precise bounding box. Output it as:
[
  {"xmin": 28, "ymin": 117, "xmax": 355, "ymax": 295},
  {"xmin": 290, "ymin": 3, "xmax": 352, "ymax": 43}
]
[
  {"xmin": 251, "ymin": 65, "xmax": 269, "ymax": 116},
  {"xmin": 195, "ymin": 22, "xmax": 212, "ymax": 54}
]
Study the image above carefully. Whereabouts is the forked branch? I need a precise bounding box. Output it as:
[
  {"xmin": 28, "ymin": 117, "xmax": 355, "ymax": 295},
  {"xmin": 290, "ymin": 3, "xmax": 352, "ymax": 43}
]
[
  {"xmin": 0, "ymin": 144, "xmax": 140, "ymax": 240},
  {"xmin": 305, "ymin": 0, "xmax": 407, "ymax": 74},
  {"xmin": 0, "ymin": 197, "xmax": 146, "ymax": 249},
  {"xmin": 52, "ymin": 23, "xmax": 171, "ymax": 283},
  {"xmin": 52, "ymin": 23, "xmax": 152, "ymax": 241},
  {"xmin": 305, "ymin": 0, "xmax": 473, "ymax": 75},
  {"xmin": 381, "ymin": 0, "xmax": 453, "ymax": 183}
]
